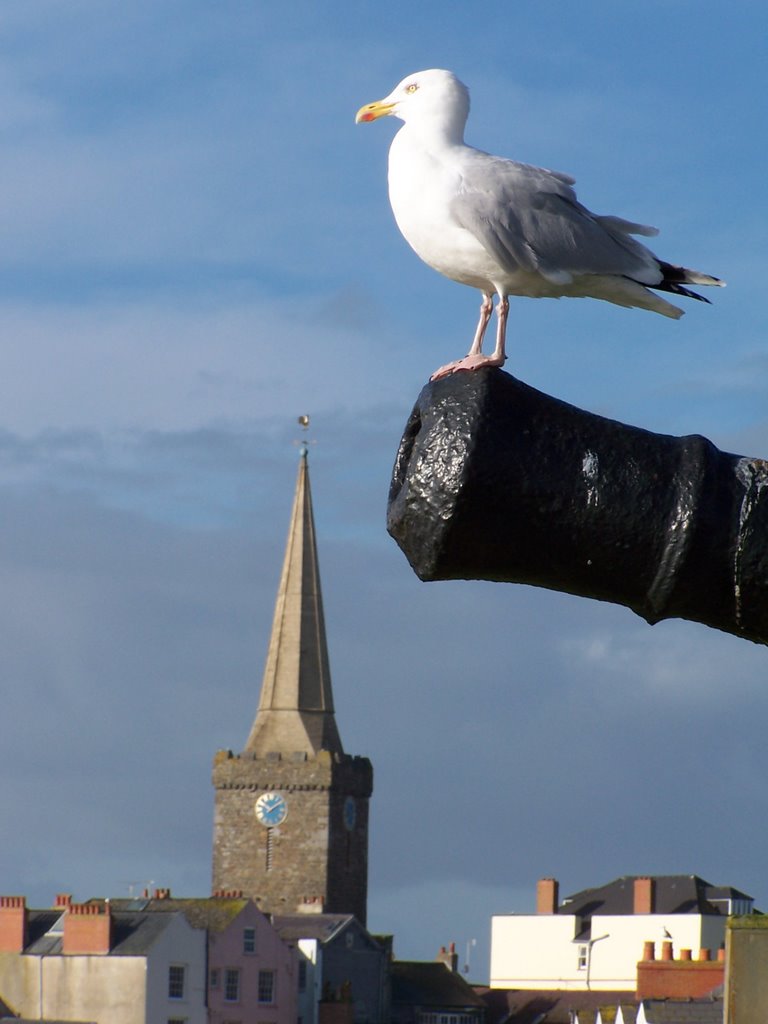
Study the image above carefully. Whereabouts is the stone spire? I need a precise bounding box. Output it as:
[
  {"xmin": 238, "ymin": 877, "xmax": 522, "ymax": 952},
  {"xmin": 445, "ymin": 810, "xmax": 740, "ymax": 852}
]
[{"xmin": 244, "ymin": 444, "xmax": 343, "ymax": 756}]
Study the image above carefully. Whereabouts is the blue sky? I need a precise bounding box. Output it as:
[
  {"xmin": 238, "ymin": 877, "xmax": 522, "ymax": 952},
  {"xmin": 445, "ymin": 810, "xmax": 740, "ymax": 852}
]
[{"xmin": 1, "ymin": 0, "xmax": 767, "ymax": 982}]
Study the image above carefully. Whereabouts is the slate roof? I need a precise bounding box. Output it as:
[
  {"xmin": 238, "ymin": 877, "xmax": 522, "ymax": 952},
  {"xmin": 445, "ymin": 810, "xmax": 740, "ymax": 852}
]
[
  {"xmin": 21, "ymin": 908, "xmax": 180, "ymax": 956},
  {"xmin": 272, "ymin": 913, "xmax": 356, "ymax": 944},
  {"xmin": 97, "ymin": 896, "xmax": 250, "ymax": 932},
  {"xmin": 559, "ymin": 876, "xmax": 752, "ymax": 939},
  {"xmin": 479, "ymin": 988, "xmax": 631, "ymax": 1024},
  {"xmin": 640, "ymin": 997, "xmax": 723, "ymax": 1023},
  {"xmin": 391, "ymin": 962, "xmax": 485, "ymax": 1010}
]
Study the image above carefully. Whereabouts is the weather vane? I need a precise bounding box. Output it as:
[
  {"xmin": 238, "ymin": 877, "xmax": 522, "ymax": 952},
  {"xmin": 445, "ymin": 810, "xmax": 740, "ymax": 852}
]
[{"xmin": 295, "ymin": 414, "xmax": 315, "ymax": 458}]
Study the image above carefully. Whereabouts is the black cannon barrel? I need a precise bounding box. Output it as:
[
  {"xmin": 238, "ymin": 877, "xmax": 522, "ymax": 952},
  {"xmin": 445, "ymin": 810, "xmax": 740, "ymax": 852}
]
[{"xmin": 387, "ymin": 369, "xmax": 768, "ymax": 646}]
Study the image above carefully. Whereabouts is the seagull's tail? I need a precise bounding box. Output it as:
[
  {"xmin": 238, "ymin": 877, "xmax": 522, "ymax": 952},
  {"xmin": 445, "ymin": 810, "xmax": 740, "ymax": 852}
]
[{"xmin": 655, "ymin": 261, "xmax": 725, "ymax": 305}]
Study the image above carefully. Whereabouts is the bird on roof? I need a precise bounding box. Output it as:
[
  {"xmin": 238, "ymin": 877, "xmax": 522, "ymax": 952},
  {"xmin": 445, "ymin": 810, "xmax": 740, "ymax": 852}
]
[{"xmin": 355, "ymin": 69, "xmax": 724, "ymax": 380}]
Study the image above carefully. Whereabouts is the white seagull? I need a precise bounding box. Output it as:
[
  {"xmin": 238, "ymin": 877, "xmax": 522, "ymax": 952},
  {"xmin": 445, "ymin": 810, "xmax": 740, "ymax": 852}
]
[{"xmin": 356, "ymin": 69, "xmax": 724, "ymax": 380}]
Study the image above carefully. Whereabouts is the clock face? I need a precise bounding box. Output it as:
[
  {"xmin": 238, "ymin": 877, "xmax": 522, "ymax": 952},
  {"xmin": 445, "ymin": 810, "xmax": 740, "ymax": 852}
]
[
  {"xmin": 343, "ymin": 796, "xmax": 356, "ymax": 831},
  {"xmin": 255, "ymin": 792, "xmax": 288, "ymax": 827}
]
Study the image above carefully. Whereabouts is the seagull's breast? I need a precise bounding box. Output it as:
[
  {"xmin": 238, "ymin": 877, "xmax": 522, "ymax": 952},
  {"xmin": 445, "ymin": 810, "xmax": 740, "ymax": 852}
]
[{"xmin": 387, "ymin": 133, "xmax": 501, "ymax": 290}]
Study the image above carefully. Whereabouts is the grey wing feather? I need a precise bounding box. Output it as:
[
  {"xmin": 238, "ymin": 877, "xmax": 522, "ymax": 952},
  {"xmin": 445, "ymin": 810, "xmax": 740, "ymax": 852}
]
[{"xmin": 450, "ymin": 155, "xmax": 663, "ymax": 285}]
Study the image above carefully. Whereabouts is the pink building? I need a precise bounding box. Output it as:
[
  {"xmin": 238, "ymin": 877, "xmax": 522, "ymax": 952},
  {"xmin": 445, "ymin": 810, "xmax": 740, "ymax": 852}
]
[
  {"xmin": 205, "ymin": 892, "xmax": 298, "ymax": 1024},
  {"xmin": 115, "ymin": 890, "xmax": 299, "ymax": 1024}
]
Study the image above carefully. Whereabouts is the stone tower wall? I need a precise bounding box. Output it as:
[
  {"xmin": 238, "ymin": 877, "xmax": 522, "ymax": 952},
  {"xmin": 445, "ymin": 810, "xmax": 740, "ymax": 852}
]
[{"xmin": 212, "ymin": 749, "xmax": 372, "ymax": 923}]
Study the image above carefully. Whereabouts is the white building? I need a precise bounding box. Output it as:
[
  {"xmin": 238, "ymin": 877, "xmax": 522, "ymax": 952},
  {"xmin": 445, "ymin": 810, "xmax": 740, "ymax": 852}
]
[{"xmin": 490, "ymin": 875, "xmax": 752, "ymax": 992}]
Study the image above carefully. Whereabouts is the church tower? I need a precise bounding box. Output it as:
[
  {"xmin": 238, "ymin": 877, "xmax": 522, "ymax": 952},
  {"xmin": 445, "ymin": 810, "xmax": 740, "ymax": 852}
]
[{"xmin": 212, "ymin": 440, "xmax": 373, "ymax": 924}]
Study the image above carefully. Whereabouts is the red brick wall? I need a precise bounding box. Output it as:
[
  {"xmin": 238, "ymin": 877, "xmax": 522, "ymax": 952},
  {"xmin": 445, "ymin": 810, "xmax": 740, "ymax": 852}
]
[
  {"xmin": 636, "ymin": 959, "xmax": 724, "ymax": 999},
  {"xmin": 633, "ymin": 877, "xmax": 655, "ymax": 914},
  {"xmin": 63, "ymin": 903, "xmax": 112, "ymax": 955}
]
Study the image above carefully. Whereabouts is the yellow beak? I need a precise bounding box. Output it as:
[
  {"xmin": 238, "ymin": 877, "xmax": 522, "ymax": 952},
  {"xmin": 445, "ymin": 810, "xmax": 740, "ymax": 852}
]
[{"xmin": 355, "ymin": 100, "xmax": 395, "ymax": 124}]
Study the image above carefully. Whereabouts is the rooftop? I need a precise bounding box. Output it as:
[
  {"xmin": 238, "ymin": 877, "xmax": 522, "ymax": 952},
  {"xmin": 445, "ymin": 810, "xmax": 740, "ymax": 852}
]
[
  {"xmin": 561, "ymin": 875, "xmax": 752, "ymax": 918},
  {"xmin": 391, "ymin": 961, "xmax": 486, "ymax": 1010}
]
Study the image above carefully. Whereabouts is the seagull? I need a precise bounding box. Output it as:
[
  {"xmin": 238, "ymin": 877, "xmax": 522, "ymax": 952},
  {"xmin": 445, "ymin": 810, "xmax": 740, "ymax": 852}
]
[{"xmin": 355, "ymin": 69, "xmax": 724, "ymax": 380}]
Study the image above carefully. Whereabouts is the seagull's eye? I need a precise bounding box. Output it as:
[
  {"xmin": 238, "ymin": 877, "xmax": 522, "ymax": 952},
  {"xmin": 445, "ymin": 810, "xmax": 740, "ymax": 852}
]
[{"xmin": 405, "ymin": 83, "xmax": 419, "ymax": 94}]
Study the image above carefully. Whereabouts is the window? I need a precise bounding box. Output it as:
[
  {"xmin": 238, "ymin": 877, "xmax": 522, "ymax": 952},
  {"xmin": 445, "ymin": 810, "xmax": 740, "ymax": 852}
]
[
  {"xmin": 168, "ymin": 965, "xmax": 186, "ymax": 999},
  {"xmin": 243, "ymin": 926, "xmax": 256, "ymax": 953},
  {"xmin": 298, "ymin": 959, "xmax": 307, "ymax": 992},
  {"xmin": 577, "ymin": 945, "xmax": 588, "ymax": 970},
  {"xmin": 258, "ymin": 969, "xmax": 276, "ymax": 1003},
  {"xmin": 168, "ymin": 1019, "xmax": 187, "ymax": 1024},
  {"xmin": 224, "ymin": 968, "xmax": 241, "ymax": 1003},
  {"xmin": 210, "ymin": 968, "xmax": 220, "ymax": 989}
]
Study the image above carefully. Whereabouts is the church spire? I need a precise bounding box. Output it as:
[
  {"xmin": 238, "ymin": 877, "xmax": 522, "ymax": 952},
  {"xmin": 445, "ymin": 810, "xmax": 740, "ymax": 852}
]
[{"xmin": 244, "ymin": 438, "xmax": 343, "ymax": 756}]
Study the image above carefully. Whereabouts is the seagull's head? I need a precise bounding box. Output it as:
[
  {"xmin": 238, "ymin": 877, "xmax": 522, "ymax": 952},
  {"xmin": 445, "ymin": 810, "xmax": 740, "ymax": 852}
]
[{"xmin": 355, "ymin": 69, "xmax": 470, "ymax": 136}]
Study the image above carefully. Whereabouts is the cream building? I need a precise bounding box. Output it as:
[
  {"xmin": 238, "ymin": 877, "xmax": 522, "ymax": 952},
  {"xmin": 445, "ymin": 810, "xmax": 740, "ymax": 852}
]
[{"xmin": 490, "ymin": 875, "xmax": 752, "ymax": 992}]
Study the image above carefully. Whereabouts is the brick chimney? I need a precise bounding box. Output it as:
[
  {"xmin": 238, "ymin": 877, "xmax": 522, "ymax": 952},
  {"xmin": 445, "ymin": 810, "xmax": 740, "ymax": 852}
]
[
  {"xmin": 636, "ymin": 940, "xmax": 726, "ymax": 1000},
  {"xmin": 437, "ymin": 942, "xmax": 459, "ymax": 972},
  {"xmin": 0, "ymin": 896, "xmax": 27, "ymax": 952},
  {"xmin": 63, "ymin": 903, "xmax": 112, "ymax": 955},
  {"xmin": 537, "ymin": 878, "xmax": 559, "ymax": 915},
  {"xmin": 634, "ymin": 877, "xmax": 655, "ymax": 914}
]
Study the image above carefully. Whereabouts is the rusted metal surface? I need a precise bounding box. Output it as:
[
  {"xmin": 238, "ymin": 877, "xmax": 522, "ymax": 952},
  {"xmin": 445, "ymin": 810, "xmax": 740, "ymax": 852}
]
[{"xmin": 387, "ymin": 369, "xmax": 768, "ymax": 645}]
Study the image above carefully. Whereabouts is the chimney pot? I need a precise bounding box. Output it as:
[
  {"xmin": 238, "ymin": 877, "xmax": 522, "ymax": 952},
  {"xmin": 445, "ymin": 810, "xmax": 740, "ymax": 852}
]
[
  {"xmin": 661, "ymin": 940, "xmax": 673, "ymax": 961},
  {"xmin": 680, "ymin": 948, "xmax": 692, "ymax": 961},
  {"xmin": 642, "ymin": 940, "xmax": 656, "ymax": 961},
  {"xmin": 698, "ymin": 948, "xmax": 711, "ymax": 961},
  {"xmin": 436, "ymin": 943, "xmax": 459, "ymax": 972}
]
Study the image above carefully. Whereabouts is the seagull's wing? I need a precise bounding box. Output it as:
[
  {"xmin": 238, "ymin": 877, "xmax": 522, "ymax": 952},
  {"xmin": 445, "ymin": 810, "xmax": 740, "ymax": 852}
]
[{"xmin": 450, "ymin": 153, "xmax": 663, "ymax": 286}]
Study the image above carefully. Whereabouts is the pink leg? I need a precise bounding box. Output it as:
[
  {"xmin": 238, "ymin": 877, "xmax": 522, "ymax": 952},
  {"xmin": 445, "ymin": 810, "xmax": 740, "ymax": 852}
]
[
  {"xmin": 468, "ymin": 293, "xmax": 494, "ymax": 356},
  {"xmin": 488, "ymin": 296, "xmax": 509, "ymax": 365},
  {"xmin": 430, "ymin": 293, "xmax": 508, "ymax": 381}
]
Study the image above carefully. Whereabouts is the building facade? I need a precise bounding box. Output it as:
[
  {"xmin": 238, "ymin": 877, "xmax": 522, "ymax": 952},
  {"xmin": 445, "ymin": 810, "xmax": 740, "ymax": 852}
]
[
  {"xmin": 211, "ymin": 446, "xmax": 373, "ymax": 924},
  {"xmin": 0, "ymin": 895, "xmax": 207, "ymax": 1024},
  {"xmin": 0, "ymin": 891, "xmax": 300, "ymax": 1024}
]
